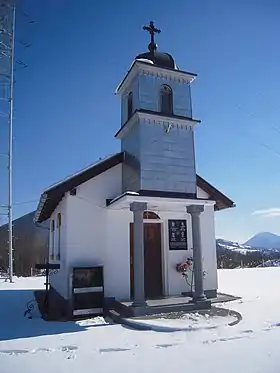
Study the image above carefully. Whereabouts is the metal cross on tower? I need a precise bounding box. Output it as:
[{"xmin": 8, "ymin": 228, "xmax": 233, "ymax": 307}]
[{"xmin": 143, "ymin": 21, "xmax": 161, "ymax": 53}]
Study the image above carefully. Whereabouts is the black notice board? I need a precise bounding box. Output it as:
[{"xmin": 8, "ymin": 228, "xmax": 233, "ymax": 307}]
[{"xmin": 168, "ymin": 220, "xmax": 187, "ymax": 250}]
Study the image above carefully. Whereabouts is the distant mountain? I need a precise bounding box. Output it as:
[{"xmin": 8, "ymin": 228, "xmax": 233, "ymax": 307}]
[
  {"xmin": 244, "ymin": 232, "xmax": 280, "ymax": 250},
  {"xmin": 216, "ymin": 238, "xmax": 280, "ymax": 269},
  {"xmin": 0, "ymin": 211, "xmax": 49, "ymax": 276},
  {"xmin": 216, "ymin": 238, "xmax": 258, "ymax": 254}
]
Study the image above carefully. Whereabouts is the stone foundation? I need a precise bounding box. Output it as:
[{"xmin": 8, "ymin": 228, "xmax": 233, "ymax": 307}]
[{"xmin": 181, "ymin": 289, "xmax": 217, "ymax": 299}]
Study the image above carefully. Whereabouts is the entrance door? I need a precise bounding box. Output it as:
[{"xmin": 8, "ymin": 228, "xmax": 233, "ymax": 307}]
[{"xmin": 130, "ymin": 223, "xmax": 163, "ymax": 299}]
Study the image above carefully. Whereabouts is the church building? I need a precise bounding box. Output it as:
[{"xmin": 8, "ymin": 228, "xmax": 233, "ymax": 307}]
[{"xmin": 35, "ymin": 22, "xmax": 234, "ymax": 317}]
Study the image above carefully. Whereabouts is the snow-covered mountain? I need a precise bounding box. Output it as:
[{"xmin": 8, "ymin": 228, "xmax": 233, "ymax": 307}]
[
  {"xmin": 244, "ymin": 232, "xmax": 280, "ymax": 250},
  {"xmin": 216, "ymin": 238, "xmax": 256, "ymax": 254},
  {"xmin": 216, "ymin": 238, "xmax": 280, "ymax": 255},
  {"xmin": 216, "ymin": 238, "xmax": 280, "ymax": 268}
]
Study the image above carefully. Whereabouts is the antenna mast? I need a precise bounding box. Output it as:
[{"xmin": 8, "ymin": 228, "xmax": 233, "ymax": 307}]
[
  {"xmin": 8, "ymin": 3, "xmax": 15, "ymax": 283},
  {"xmin": 0, "ymin": 1, "xmax": 33, "ymax": 281},
  {"xmin": 0, "ymin": 0, "xmax": 16, "ymax": 282}
]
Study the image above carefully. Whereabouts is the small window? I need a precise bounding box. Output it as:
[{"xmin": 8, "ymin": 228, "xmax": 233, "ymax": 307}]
[
  {"xmin": 56, "ymin": 213, "xmax": 62, "ymax": 260},
  {"xmin": 160, "ymin": 84, "xmax": 173, "ymax": 115},
  {"xmin": 127, "ymin": 92, "xmax": 133, "ymax": 119},
  {"xmin": 50, "ymin": 219, "xmax": 55, "ymax": 260}
]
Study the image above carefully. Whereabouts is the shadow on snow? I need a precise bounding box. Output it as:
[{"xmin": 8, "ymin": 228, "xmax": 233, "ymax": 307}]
[{"xmin": 0, "ymin": 288, "xmax": 106, "ymax": 341}]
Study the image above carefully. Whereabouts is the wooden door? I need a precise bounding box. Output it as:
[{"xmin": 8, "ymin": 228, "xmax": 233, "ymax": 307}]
[{"xmin": 130, "ymin": 223, "xmax": 163, "ymax": 299}]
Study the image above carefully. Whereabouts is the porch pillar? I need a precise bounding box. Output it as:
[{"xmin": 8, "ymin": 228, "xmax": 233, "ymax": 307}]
[
  {"xmin": 186, "ymin": 205, "xmax": 206, "ymax": 302},
  {"xmin": 130, "ymin": 201, "xmax": 147, "ymax": 307}
]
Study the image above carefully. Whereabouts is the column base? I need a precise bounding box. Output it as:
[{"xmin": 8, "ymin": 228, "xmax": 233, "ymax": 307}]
[
  {"xmin": 192, "ymin": 294, "xmax": 207, "ymax": 303},
  {"xmin": 131, "ymin": 300, "xmax": 147, "ymax": 308}
]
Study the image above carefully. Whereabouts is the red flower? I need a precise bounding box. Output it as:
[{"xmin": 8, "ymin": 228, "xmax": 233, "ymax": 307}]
[{"xmin": 176, "ymin": 258, "xmax": 193, "ymax": 274}]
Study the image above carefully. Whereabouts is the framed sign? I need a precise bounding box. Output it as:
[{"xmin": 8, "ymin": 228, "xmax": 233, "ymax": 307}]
[
  {"xmin": 72, "ymin": 266, "xmax": 104, "ymax": 318},
  {"xmin": 168, "ymin": 219, "xmax": 187, "ymax": 250},
  {"xmin": 72, "ymin": 266, "xmax": 103, "ymax": 289}
]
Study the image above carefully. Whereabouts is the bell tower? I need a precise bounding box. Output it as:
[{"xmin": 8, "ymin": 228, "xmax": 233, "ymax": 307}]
[{"xmin": 115, "ymin": 22, "xmax": 200, "ymax": 198}]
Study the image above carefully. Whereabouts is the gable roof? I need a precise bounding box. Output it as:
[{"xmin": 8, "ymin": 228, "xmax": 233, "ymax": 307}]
[
  {"xmin": 35, "ymin": 152, "xmax": 235, "ymax": 223},
  {"xmin": 196, "ymin": 175, "xmax": 234, "ymax": 211}
]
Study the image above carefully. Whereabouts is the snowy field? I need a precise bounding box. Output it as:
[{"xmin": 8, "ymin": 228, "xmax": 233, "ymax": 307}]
[{"xmin": 1, "ymin": 268, "xmax": 280, "ymax": 373}]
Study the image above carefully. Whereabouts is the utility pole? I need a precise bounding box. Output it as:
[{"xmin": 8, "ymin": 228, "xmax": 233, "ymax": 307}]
[
  {"xmin": 0, "ymin": 1, "xmax": 16, "ymax": 282},
  {"xmin": 7, "ymin": 3, "xmax": 15, "ymax": 282},
  {"xmin": 0, "ymin": 1, "xmax": 32, "ymax": 282}
]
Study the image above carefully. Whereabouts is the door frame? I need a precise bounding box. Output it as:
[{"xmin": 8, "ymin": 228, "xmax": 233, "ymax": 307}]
[
  {"xmin": 129, "ymin": 220, "xmax": 166, "ymax": 299},
  {"xmin": 144, "ymin": 218, "xmax": 167, "ymax": 297}
]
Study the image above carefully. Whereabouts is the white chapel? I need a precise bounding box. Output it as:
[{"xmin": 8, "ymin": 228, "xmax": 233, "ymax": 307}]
[{"xmin": 35, "ymin": 22, "xmax": 234, "ymax": 317}]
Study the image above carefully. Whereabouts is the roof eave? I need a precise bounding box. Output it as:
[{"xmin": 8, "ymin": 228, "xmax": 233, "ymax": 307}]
[
  {"xmin": 116, "ymin": 60, "xmax": 198, "ymax": 95},
  {"xmin": 35, "ymin": 153, "xmax": 235, "ymax": 223},
  {"xmin": 115, "ymin": 109, "xmax": 201, "ymax": 139},
  {"xmin": 215, "ymin": 202, "xmax": 236, "ymax": 212},
  {"xmin": 35, "ymin": 193, "xmax": 48, "ymax": 223},
  {"xmin": 197, "ymin": 174, "xmax": 235, "ymax": 211},
  {"xmin": 35, "ymin": 152, "xmax": 125, "ymax": 223}
]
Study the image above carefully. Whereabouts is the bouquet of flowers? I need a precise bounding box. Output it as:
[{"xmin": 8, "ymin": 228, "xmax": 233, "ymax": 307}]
[{"xmin": 176, "ymin": 257, "xmax": 194, "ymax": 278}]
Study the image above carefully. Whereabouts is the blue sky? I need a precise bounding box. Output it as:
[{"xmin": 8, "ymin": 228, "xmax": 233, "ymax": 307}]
[{"xmin": 0, "ymin": 0, "xmax": 280, "ymax": 242}]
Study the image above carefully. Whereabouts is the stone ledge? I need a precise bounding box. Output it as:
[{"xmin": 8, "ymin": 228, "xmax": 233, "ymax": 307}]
[
  {"xmin": 108, "ymin": 306, "xmax": 242, "ymax": 332},
  {"xmin": 112, "ymin": 297, "xmax": 211, "ymax": 318}
]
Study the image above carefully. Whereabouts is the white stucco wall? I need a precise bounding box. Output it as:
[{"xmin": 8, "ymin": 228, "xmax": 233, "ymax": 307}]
[
  {"xmin": 197, "ymin": 186, "xmax": 209, "ymax": 199},
  {"xmin": 48, "ymin": 196, "xmax": 69, "ymax": 298},
  {"xmin": 105, "ymin": 209, "xmax": 131, "ymax": 300},
  {"xmin": 65, "ymin": 164, "xmax": 122, "ymax": 299},
  {"xmin": 49, "ymin": 166, "xmax": 218, "ymax": 301},
  {"xmin": 104, "ymin": 202, "xmax": 217, "ymax": 301},
  {"xmin": 200, "ymin": 204, "xmax": 218, "ymax": 291},
  {"xmin": 161, "ymin": 205, "xmax": 217, "ymax": 296},
  {"xmin": 156, "ymin": 210, "xmax": 193, "ymax": 297}
]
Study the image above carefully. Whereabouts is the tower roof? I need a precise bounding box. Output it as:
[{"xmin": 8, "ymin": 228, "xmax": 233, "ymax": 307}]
[
  {"xmin": 135, "ymin": 51, "xmax": 176, "ymax": 69},
  {"xmin": 136, "ymin": 21, "xmax": 177, "ymax": 69}
]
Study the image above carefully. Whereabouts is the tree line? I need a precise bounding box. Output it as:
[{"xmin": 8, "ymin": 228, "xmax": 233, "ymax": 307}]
[{"xmin": 216, "ymin": 244, "xmax": 280, "ymax": 269}]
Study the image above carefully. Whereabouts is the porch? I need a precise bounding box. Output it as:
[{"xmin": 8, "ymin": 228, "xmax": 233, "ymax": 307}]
[
  {"xmin": 106, "ymin": 292, "xmax": 240, "ymax": 318},
  {"xmin": 107, "ymin": 192, "xmax": 216, "ymax": 311}
]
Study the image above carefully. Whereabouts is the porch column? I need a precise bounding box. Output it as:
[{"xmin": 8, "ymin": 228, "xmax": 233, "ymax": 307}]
[
  {"xmin": 130, "ymin": 201, "xmax": 147, "ymax": 307},
  {"xmin": 186, "ymin": 205, "xmax": 206, "ymax": 302}
]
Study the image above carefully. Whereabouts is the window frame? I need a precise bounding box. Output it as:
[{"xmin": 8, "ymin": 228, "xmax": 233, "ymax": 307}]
[
  {"xmin": 50, "ymin": 219, "xmax": 55, "ymax": 261},
  {"xmin": 160, "ymin": 84, "xmax": 173, "ymax": 115},
  {"xmin": 127, "ymin": 91, "xmax": 133, "ymax": 120},
  {"xmin": 56, "ymin": 213, "xmax": 62, "ymax": 261}
]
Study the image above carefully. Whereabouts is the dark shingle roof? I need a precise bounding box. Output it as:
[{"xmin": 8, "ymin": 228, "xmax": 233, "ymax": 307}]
[
  {"xmin": 136, "ymin": 51, "xmax": 176, "ymax": 69},
  {"xmin": 35, "ymin": 152, "xmax": 235, "ymax": 223}
]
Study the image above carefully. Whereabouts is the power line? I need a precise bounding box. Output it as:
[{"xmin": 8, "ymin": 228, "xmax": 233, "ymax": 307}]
[{"xmin": 13, "ymin": 199, "xmax": 38, "ymax": 205}]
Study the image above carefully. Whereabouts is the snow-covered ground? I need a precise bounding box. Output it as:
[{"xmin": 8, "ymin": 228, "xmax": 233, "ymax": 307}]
[{"xmin": 1, "ymin": 268, "xmax": 280, "ymax": 373}]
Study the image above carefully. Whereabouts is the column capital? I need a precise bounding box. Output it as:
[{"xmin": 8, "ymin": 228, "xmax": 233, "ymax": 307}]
[
  {"xmin": 130, "ymin": 201, "xmax": 148, "ymax": 212},
  {"xmin": 186, "ymin": 205, "xmax": 204, "ymax": 215}
]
